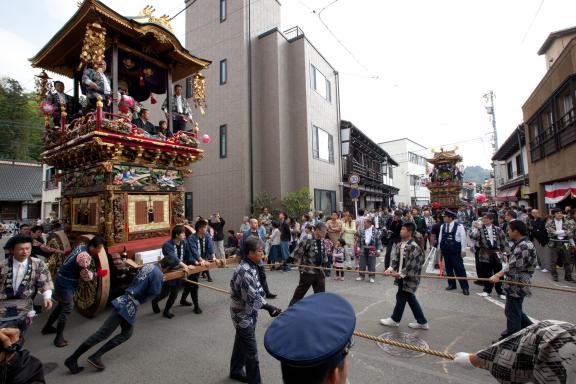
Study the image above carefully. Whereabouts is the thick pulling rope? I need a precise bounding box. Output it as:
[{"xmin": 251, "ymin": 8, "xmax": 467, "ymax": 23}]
[
  {"xmin": 279, "ymin": 264, "xmax": 576, "ymax": 294},
  {"xmin": 352, "ymin": 330, "xmax": 454, "ymax": 360},
  {"xmin": 180, "ymin": 277, "xmax": 456, "ymax": 360}
]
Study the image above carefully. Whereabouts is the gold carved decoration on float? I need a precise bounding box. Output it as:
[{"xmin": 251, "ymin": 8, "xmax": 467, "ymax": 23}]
[
  {"xmin": 193, "ymin": 73, "xmax": 207, "ymax": 115},
  {"xmin": 138, "ymin": 5, "xmax": 173, "ymax": 31},
  {"xmin": 78, "ymin": 22, "xmax": 107, "ymax": 71}
]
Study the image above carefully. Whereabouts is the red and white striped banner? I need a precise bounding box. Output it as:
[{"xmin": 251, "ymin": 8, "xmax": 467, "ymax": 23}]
[{"xmin": 544, "ymin": 180, "xmax": 576, "ymax": 204}]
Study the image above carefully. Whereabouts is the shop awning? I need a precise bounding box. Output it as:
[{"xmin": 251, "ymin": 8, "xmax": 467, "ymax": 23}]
[
  {"xmin": 494, "ymin": 186, "xmax": 520, "ymax": 201},
  {"xmin": 544, "ymin": 180, "xmax": 576, "ymax": 204}
]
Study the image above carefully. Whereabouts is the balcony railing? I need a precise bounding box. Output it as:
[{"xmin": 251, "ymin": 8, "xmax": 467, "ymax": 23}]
[
  {"xmin": 530, "ymin": 107, "xmax": 576, "ymax": 162},
  {"xmin": 344, "ymin": 158, "xmax": 384, "ymax": 184}
]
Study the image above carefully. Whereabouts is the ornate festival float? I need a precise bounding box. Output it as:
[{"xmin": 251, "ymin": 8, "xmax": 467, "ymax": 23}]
[
  {"xmin": 30, "ymin": 0, "xmax": 219, "ymax": 317},
  {"xmin": 426, "ymin": 147, "xmax": 464, "ymax": 209}
]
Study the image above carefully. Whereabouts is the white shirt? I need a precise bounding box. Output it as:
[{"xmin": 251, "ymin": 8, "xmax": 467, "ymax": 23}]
[
  {"xmin": 398, "ymin": 241, "xmax": 408, "ymax": 277},
  {"xmin": 438, "ymin": 221, "xmax": 467, "ymax": 250},
  {"xmin": 176, "ymin": 95, "xmax": 183, "ymax": 114},
  {"xmin": 12, "ymin": 258, "xmax": 52, "ymax": 300},
  {"xmin": 58, "ymin": 92, "xmax": 67, "ymax": 104},
  {"xmin": 365, "ymin": 227, "xmax": 373, "ymax": 245},
  {"xmin": 555, "ymin": 219, "xmax": 565, "ymax": 239},
  {"xmin": 485, "ymin": 224, "xmax": 495, "ymax": 246},
  {"xmin": 13, "ymin": 258, "xmax": 27, "ymax": 292},
  {"xmin": 102, "ymin": 73, "xmax": 111, "ymax": 95}
]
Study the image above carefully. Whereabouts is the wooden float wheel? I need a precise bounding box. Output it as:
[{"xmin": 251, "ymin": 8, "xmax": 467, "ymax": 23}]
[
  {"xmin": 73, "ymin": 234, "xmax": 111, "ymax": 318},
  {"xmin": 45, "ymin": 231, "xmax": 71, "ymax": 281}
]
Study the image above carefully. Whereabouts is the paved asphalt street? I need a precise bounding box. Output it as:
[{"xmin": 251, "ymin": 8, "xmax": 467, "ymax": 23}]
[{"xmin": 3, "ymin": 237, "xmax": 576, "ymax": 384}]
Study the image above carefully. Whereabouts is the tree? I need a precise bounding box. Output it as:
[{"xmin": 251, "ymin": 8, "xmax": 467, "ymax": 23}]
[
  {"xmin": 463, "ymin": 166, "xmax": 491, "ymax": 186},
  {"xmin": 0, "ymin": 77, "xmax": 45, "ymax": 161},
  {"xmin": 252, "ymin": 191, "xmax": 277, "ymax": 215},
  {"xmin": 281, "ymin": 187, "xmax": 313, "ymax": 219}
]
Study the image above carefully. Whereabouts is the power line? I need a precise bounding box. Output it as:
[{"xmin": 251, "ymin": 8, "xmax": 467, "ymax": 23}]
[
  {"xmin": 314, "ymin": 12, "xmax": 378, "ymax": 79},
  {"xmin": 521, "ymin": 0, "xmax": 545, "ymax": 43},
  {"xmin": 169, "ymin": 0, "xmax": 199, "ymax": 21},
  {"xmin": 316, "ymin": 0, "xmax": 340, "ymax": 17}
]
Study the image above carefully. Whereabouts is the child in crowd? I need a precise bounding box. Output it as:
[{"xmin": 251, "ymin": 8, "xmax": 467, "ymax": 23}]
[{"xmin": 333, "ymin": 238, "xmax": 346, "ymax": 281}]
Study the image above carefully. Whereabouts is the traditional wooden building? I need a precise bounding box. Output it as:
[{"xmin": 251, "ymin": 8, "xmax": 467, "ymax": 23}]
[
  {"xmin": 0, "ymin": 161, "xmax": 42, "ymax": 221},
  {"xmin": 523, "ymin": 26, "xmax": 576, "ymax": 210},
  {"xmin": 340, "ymin": 120, "xmax": 398, "ymax": 213},
  {"xmin": 492, "ymin": 126, "xmax": 530, "ymax": 206}
]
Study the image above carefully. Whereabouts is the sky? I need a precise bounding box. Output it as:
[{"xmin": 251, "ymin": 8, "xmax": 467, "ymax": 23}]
[{"xmin": 2, "ymin": 0, "xmax": 575, "ymax": 168}]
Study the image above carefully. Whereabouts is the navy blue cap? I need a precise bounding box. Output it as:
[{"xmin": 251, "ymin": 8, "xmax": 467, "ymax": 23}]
[
  {"xmin": 443, "ymin": 209, "xmax": 457, "ymax": 218},
  {"xmin": 264, "ymin": 293, "xmax": 355, "ymax": 367}
]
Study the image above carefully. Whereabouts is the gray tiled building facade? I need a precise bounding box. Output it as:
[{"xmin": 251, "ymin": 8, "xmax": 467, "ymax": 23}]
[{"xmin": 184, "ymin": 0, "xmax": 341, "ymax": 229}]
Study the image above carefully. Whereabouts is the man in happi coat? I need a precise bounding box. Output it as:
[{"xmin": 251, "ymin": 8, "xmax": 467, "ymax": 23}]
[
  {"xmin": 470, "ymin": 213, "xmax": 509, "ymax": 299},
  {"xmin": 455, "ymin": 320, "xmax": 576, "ymax": 384},
  {"xmin": 64, "ymin": 257, "xmax": 176, "ymax": 374},
  {"xmin": 0, "ymin": 235, "xmax": 53, "ymax": 335},
  {"xmin": 380, "ymin": 222, "xmax": 428, "ymax": 330}
]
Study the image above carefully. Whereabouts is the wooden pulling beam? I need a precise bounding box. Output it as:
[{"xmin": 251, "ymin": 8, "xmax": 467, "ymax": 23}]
[
  {"xmin": 280, "ymin": 264, "xmax": 576, "ymax": 294},
  {"xmin": 179, "ymin": 277, "xmax": 456, "ymax": 360}
]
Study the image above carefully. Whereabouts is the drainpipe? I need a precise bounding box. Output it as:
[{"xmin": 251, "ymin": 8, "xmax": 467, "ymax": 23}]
[{"xmin": 335, "ymin": 71, "xmax": 342, "ymax": 209}]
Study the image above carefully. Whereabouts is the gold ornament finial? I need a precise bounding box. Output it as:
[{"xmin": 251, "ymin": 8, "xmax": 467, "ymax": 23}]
[{"xmin": 138, "ymin": 5, "xmax": 173, "ymax": 31}]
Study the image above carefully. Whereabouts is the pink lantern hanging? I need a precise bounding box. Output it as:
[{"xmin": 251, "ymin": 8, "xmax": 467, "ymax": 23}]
[{"xmin": 201, "ymin": 134, "xmax": 211, "ymax": 144}]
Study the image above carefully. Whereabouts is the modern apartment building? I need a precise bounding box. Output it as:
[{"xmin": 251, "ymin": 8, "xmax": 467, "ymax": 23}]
[
  {"xmin": 184, "ymin": 0, "xmax": 341, "ymax": 227},
  {"xmin": 523, "ymin": 26, "xmax": 576, "ymax": 210},
  {"xmin": 379, "ymin": 138, "xmax": 430, "ymax": 207}
]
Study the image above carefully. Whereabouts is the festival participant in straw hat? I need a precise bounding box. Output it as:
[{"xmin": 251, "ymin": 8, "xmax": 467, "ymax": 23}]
[
  {"xmin": 438, "ymin": 209, "xmax": 470, "ymax": 296},
  {"xmin": 488, "ymin": 220, "xmax": 537, "ymax": 341},
  {"xmin": 64, "ymin": 256, "xmax": 178, "ymax": 374},
  {"xmin": 264, "ymin": 292, "xmax": 355, "ymax": 384},
  {"xmin": 454, "ymin": 320, "xmax": 576, "ymax": 384}
]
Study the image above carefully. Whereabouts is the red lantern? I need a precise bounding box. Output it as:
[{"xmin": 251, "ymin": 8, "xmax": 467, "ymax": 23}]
[{"xmin": 201, "ymin": 134, "xmax": 211, "ymax": 144}]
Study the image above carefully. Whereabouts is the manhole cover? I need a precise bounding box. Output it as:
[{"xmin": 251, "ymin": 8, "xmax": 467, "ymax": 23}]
[{"xmin": 376, "ymin": 332, "xmax": 429, "ymax": 358}]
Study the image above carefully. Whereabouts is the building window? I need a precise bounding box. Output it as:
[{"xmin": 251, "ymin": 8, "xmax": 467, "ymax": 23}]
[
  {"xmin": 312, "ymin": 125, "xmax": 334, "ymax": 163},
  {"xmin": 44, "ymin": 167, "xmax": 57, "ymax": 190},
  {"xmin": 314, "ymin": 189, "xmax": 336, "ymax": 216},
  {"xmin": 310, "ymin": 64, "xmax": 331, "ymax": 102},
  {"xmin": 219, "ymin": 125, "xmax": 227, "ymax": 158},
  {"xmin": 220, "ymin": 0, "xmax": 227, "ymax": 22},
  {"xmin": 408, "ymin": 152, "xmax": 426, "ymax": 166},
  {"xmin": 506, "ymin": 161, "xmax": 513, "ymax": 179},
  {"xmin": 515, "ymin": 155, "xmax": 523, "ymax": 176},
  {"xmin": 220, "ymin": 59, "xmax": 227, "ymax": 85},
  {"xmin": 185, "ymin": 77, "xmax": 193, "ymax": 98}
]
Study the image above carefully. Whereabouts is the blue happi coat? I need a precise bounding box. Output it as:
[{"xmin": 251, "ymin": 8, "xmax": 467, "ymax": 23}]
[
  {"xmin": 56, "ymin": 244, "xmax": 88, "ymax": 293},
  {"xmin": 111, "ymin": 264, "xmax": 163, "ymax": 325}
]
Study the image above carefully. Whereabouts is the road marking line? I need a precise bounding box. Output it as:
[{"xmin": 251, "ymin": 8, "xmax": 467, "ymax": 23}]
[
  {"xmin": 476, "ymin": 293, "xmax": 538, "ymax": 322},
  {"xmin": 553, "ymin": 282, "xmax": 573, "ymax": 289}
]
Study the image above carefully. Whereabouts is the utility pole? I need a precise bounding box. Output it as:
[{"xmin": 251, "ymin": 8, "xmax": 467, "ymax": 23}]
[
  {"xmin": 484, "ymin": 90, "xmax": 498, "ymax": 201},
  {"xmin": 483, "ymin": 90, "xmax": 498, "ymax": 152}
]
